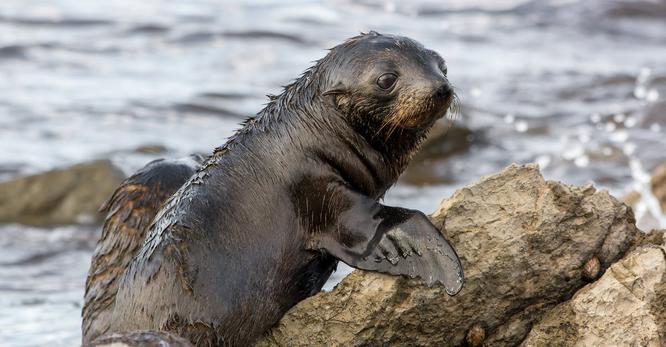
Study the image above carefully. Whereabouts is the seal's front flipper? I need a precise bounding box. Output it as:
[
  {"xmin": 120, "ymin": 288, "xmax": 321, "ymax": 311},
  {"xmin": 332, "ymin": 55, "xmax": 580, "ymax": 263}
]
[{"xmin": 310, "ymin": 185, "xmax": 464, "ymax": 295}]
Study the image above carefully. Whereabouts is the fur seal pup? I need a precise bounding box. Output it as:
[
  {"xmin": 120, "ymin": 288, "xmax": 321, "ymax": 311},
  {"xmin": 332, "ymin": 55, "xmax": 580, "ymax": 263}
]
[{"xmin": 85, "ymin": 31, "xmax": 464, "ymax": 346}]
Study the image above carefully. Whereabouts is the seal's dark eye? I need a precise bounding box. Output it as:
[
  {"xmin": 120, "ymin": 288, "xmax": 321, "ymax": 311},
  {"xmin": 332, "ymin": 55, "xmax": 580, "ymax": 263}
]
[
  {"xmin": 440, "ymin": 64, "xmax": 448, "ymax": 76},
  {"xmin": 377, "ymin": 73, "xmax": 398, "ymax": 90}
]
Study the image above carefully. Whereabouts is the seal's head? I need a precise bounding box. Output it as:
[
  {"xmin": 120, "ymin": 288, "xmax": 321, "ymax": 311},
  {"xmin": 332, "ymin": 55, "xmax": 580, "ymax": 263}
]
[{"xmin": 321, "ymin": 32, "xmax": 454, "ymax": 139}]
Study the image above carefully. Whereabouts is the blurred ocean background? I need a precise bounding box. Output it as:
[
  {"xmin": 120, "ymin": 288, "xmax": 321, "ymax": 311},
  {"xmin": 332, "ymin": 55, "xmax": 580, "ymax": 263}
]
[{"xmin": 0, "ymin": 0, "xmax": 665, "ymax": 345}]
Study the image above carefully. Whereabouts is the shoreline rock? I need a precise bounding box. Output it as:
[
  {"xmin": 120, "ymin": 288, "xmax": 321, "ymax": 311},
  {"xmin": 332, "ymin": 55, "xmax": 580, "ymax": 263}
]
[
  {"xmin": 652, "ymin": 164, "xmax": 666, "ymax": 214},
  {"xmin": 522, "ymin": 231, "xmax": 665, "ymax": 346},
  {"xmin": 0, "ymin": 160, "xmax": 125, "ymax": 225},
  {"xmin": 621, "ymin": 163, "xmax": 666, "ymax": 231},
  {"xmin": 256, "ymin": 163, "xmax": 640, "ymax": 346}
]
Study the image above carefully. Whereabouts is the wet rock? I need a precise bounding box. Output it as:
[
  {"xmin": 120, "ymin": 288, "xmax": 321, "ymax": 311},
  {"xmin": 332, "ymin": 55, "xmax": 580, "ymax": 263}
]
[
  {"xmin": 0, "ymin": 160, "xmax": 125, "ymax": 225},
  {"xmin": 257, "ymin": 164, "xmax": 639, "ymax": 346},
  {"xmin": 651, "ymin": 163, "xmax": 666, "ymax": 213},
  {"xmin": 400, "ymin": 120, "xmax": 475, "ymax": 185},
  {"xmin": 522, "ymin": 232, "xmax": 666, "ymax": 346},
  {"xmin": 133, "ymin": 144, "xmax": 168, "ymax": 154},
  {"xmin": 90, "ymin": 330, "xmax": 193, "ymax": 347}
]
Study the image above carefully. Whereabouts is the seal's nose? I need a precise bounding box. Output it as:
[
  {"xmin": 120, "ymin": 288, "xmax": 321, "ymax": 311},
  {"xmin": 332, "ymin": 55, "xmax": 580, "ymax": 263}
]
[{"xmin": 434, "ymin": 81, "xmax": 452, "ymax": 98}]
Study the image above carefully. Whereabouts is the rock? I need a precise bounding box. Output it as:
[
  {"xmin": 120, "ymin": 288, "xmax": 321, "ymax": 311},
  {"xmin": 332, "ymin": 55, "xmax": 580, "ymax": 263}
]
[
  {"xmin": 622, "ymin": 190, "xmax": 641, "ymax": 207},
  {"xmin": 90, "ymin": 330, "xmax": 193, "ymax": 347},
  {"xmin": 400, "ymin": 120, "xmax": 475, "ymax": 185},
  {"xmin": 257, "ymin": 163, "xmax": 639, "ymax": 346},
  {"xmin": 634, "ymin": 229, "xmax": 665, "ymax": 250},
  {"xmin": 521, "ymin": 233, "xmax": 666, "ymax": 346},
  {"xmin": 0, "ymin": 160, "xmax": 125, "ymax": 225},
  {"xmin": 651, "ymin": 163, "xmax": 666, "ymax": 213},
  {"xmin": 134, "ymin": 144, "xmax": 168, "ymax": 154},
  {"xmin": 621, "ymin": 164, "xmax": 666, "ymax": 232}
]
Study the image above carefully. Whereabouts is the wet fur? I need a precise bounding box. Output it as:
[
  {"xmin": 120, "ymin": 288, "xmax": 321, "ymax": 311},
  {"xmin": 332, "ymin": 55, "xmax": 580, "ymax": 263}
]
[
  {"xmin": 82, "ymin": 157, "xmax": 202, "ymax": 343},
  {"xmin": 100, "ymin": 32, "xmax": 455, "ymax": 346}
]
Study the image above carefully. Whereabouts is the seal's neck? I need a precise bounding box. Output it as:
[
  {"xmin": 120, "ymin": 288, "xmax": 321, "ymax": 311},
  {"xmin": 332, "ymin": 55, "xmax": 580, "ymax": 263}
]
[
  {"xmin": 346, "ymin": 111, "xmax": 432, "ymax": 180},
  {"xmin": 306, "ymin": 104, "xmax": 431, "ymax": 199}
]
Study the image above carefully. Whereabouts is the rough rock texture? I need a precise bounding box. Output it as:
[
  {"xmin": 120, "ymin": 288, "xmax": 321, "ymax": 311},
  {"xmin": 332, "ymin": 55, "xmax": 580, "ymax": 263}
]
[
  {"xmin": 0, "ymin": 160, "xmax": 125, "ymax": 225},
  {"xmin": 522, "ymin": 232, "xmax": 666, "ymax": 346},
  {"xmin": 652, "ymin": 163, "xmax": 666, "ymax": 213},
  {"xmin": 90, "ymin": 330, "xmax": 193, "ymax": 347},
  {"xmin": 257, "ymin": 163, "xmax": 639, "ymax": 347}
]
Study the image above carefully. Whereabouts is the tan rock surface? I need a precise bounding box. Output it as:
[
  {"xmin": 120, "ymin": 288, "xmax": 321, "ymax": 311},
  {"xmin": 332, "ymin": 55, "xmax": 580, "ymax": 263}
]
[
  {"xmin": 0, "ymin": 160, "xmax": 125, "ymax": 225},
  {"xmin": 522, "ymin": 234, "xmax": 666, "ymax": 347},
  {"xmin": 257, "ymin": 164, "xmax": 639, "ymax": 346},
  {"xmin": 652, "ymin": 163, "xmax": 666, "ymax": 213}
]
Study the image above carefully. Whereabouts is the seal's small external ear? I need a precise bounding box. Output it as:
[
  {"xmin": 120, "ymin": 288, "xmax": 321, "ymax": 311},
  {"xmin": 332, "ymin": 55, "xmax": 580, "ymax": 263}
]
[
  {"xmin": 322, "ymin": 82, "xmax": 346, "ymax": 97},
  {"xmin": 322, "ymin": 83, "xmax": 349, "ymax": 109}
]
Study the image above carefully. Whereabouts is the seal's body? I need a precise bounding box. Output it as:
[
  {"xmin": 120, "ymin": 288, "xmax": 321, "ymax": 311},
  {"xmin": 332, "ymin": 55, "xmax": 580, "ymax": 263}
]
[{"xmin": 84, "ymin": 32, "xmax": 464, "ymax": 346}]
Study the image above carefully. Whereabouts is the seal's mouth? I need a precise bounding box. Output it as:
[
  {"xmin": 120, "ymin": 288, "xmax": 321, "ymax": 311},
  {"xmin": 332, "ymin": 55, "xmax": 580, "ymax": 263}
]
[{"xmin": 381, "ymin": 85, "xmax": 456, "ymax": 132}]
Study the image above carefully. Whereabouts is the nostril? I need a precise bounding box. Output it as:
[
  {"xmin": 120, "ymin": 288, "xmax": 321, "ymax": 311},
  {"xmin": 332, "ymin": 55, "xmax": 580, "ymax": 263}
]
[{"xmin": 436, "ymin": 83, "xmax": 452, "ymax": 98}]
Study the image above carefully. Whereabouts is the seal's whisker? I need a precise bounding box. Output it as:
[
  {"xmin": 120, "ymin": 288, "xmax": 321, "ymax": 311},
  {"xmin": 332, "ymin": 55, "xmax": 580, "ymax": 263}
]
[
  {"xmin": 375, "ymin": 117, "xmax": 393, "ymax": 138},
  {"xmin": 375, "ymin": 109, "xmax": 401, "ymax": 140},
  {"xmin": 385, "ymin": 114, "xmax": 404, "ymax": 141},
  {"xmin": 381, "ymin": 111, "xmax": 401, "ymax": 141},
  {"xmin": 448, "ymin": 93, "xmax": 461, "ymax": 121}
]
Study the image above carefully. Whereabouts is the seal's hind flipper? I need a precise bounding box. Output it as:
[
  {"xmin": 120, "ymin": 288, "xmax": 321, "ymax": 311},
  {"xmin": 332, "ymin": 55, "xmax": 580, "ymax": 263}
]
[
  {"xmin": 309, "ymin": 184, "xmax": 464, "ymax": 295},
  {"xmin": 82, "ymin": 155, "xmax": 202, "ymax": 344}
]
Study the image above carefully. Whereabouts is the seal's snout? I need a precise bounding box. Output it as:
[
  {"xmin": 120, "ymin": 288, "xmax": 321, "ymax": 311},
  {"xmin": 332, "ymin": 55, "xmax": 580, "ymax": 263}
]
[
  {"xmin": 424, "ymin": 77, "xmax": 453, "ymax": 111},
  {"xmin": 434, "ymin": 81, "xmax": 452, "ymax": 99}
]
